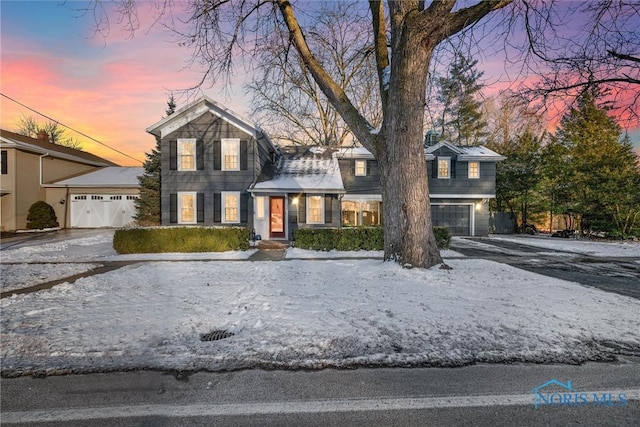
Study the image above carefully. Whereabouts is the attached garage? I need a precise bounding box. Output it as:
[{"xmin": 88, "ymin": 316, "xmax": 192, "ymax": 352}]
[
  {"xmin": 431, "ymin": 203, "xmax": 474, "ymax": 236},
  {"xmin": 70, "ymin": 194, "xmax": 139, "ymax": 228},
  {"xmin": 49, "ymin": 167, "xmax": 143, "ymax": 228}
]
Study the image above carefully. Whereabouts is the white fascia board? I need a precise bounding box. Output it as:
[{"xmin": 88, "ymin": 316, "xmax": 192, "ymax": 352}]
[
  {"xmin": 250, "ymin": 187, "xmax": 345, "ymax": 194},
  {"xmin": 425, "ymin": 141, "xmax": 464, "ymax": 155},
  {"xmin": 457, "ymin": 155, "xmax": 506, "ymax": 162},
  {"xmin": 147, "ymin": 97, "xmax": 259, "ymax": 139},
  {"xmin": 2, "ymin": 140, "xmax": 111, "ymax": 167},
  {"xmin": 342, "ymin": 194, "xmax": 382, "ymax": 201},
  {"xmin": 429, "ymin": 194, "xmax": 496, "ymax": 199}
]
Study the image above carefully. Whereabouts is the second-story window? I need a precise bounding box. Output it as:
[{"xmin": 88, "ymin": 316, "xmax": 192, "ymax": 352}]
[
  {"xmin": 178, "ymin": 139, "xmax": 196, "ymax": 171},
  {"xmin": 437, "ymin": 157, "xmax": 450, "ymax": 179},
  {"xmin": 222, "ymin": 138, "xmax": 240, "ymax": 171},
  {"xmin": 355, "ymin": 160, "xmax": 367, "ymax": 176},
  {"xmin": 468, "ymin": 161, "xmax": 479, "ymax": 179}
]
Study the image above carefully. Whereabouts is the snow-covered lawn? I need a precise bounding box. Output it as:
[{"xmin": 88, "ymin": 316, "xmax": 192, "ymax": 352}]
[
  {"xmin": 0, "ymin": 263, "xmax": 101, "ymax": 293},
  {"xmin": 2, "ymin": 258, "xmax": 639, "ymax": 377}
]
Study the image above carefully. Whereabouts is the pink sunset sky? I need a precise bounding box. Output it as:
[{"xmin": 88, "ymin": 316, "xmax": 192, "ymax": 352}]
[{"xmin": 1, "ymin": 1, "xmax": 638, "ymax": 166}]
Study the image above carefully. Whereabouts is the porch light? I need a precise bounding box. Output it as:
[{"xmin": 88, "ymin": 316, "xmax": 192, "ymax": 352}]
[{"xmin": 292, "ymin": 197, "xmax": 299, "ymax": 205}]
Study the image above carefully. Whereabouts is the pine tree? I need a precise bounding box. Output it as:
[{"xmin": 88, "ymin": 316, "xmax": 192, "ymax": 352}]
[
  {"xmin": 556, "ymin": 92, "xmax": 640, "ymax": 237},
  {"xmin": 436, "ymin": 52, "xmax": 487, "ymax": 146},
  {"xmin": 135, "ymin": 95, "xmax": 176, "ymax": 225}
]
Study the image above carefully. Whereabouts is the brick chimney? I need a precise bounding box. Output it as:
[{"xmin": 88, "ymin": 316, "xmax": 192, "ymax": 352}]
[{"xmin": 37, "ymin": 130, "xmax": 50, "ymax": 143}]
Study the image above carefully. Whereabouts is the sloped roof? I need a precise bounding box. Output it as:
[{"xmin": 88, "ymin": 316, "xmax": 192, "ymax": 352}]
[
  {"xmin": 146, "ymin": 96, "xmax": 273, "ymax": 148},
  {"xmin": 425, "ymin": 141, "xmax": 505, "ymax": 161},
  {"xmin": 52, "ymin": 167, "xmax": 143, "ymax": 187},
  {"xmin": 251, "ymin": 146, "xmax": 345, "ymax": 194},
  {"xmin": 0, "ymin": 129, "xmax": 118, "ymax": 167}
]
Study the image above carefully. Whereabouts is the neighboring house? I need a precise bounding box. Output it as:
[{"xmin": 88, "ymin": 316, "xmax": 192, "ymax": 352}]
[
  {"xmin": 151, "ymin": 96, "xmax": 504, "ymax": 238},
  {"xmin": 0, "ymin": 129, "xmax": 141, "ymax": 231}
]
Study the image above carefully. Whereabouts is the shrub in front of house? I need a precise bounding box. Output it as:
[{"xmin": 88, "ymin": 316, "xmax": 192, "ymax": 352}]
[
  {"xmin": 113, "ymin": 227, "xmax": 250, "ymax": 254},
  {"xmin": 433, "ymin": 226, "xmax": 451, "ymax": 249},
  {"xmin": 294, "ymin": 226, "xmax": 451, "ymax": 251},
  {"xmin": 26, "ymin": 201, "xmax": 59, "ymax": 230}
]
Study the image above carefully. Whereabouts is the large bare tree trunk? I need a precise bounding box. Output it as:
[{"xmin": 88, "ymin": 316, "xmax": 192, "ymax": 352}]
[{"xmin": 380, "ymin": 5, "xmax": 442, "ymax": 267}]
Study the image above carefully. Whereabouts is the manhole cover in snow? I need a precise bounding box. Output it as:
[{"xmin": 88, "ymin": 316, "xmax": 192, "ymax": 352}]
[{"xmin": 200, "ymin": 330, "xmax": 234, "ymax": 342}]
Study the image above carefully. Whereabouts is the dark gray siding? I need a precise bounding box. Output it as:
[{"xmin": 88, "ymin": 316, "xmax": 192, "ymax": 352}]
[
  {"xmin": 160, "ymin": 112, "xmax": 268, "ymax": 226},
  {"xmin": 338, "ymin": 159, "xmax": 382, "ymax": 194},
  {"xmin": 427, "ymin": 159, "xmax": 496, "ymax": 195}
]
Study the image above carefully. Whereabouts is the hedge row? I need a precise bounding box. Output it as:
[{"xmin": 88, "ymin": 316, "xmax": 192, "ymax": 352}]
[
  {"xmin": 294, "ymin": 226, "xmax": 451, "ymax": 251},
  {"xmin": 113, "ymin": 227, "xmax": 250, "ymax": 254}
]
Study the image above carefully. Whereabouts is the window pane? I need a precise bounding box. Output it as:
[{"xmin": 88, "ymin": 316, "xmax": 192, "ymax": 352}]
[
  {"xmin": 341, "ymin": 201, "xmax": 359, "ymax": 226},
  {"xmin": 362, "ymin": 201, "xmax": 381, "ymax": 226},
  {"xmin": 223, "ymin": 140, "xmax": 239, "ymax": 170},
  {"xmin": 308, "ymin": 196, "xmax": 322, "ymax": 223},
  {"xmin": 469, "ymin": 161, "xmax": 479, "ymax": 178},
  {"xmin": 225, "ymin": 194, "xmax": 238, "ymax": 222},
  {"xmin": 256, "ymin": 196, "xmax": 265, "ymax": 219},
  {"xmin": 180, "ymin": 141, "xmax": 195, "ymax": 170},
  {"xmin": 438, "ymin": 159, "xmax": 449, "ymax": 178},
  {"xmin": 355, "ymin": 160, "xmax": 366, "ymax": 176},
  {"xmin": 181, "ymin": 194, "xmax": 194, "ymax": 222}
]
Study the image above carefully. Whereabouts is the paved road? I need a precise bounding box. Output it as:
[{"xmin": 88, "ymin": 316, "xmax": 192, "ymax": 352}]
[
  {"xmin": 2, "ymin": 360, "xmax": 639, "ymax": 426},
  {"xmin": 451, "ymin": 237, "xmax": 640, "ymax": 299}
]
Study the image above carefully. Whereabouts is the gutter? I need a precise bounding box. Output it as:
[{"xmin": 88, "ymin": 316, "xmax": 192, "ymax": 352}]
[{"xmin": 39, "ymin": 153, "xmax": 49, "ymax": 186}]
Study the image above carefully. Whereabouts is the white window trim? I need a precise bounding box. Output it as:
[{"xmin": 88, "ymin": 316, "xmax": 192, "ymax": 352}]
[
  {"xmin": 306, "ymin": 194, "xmax": 325, "ymax": 224},
  {"xmin": 221, "ymin": 191, "xmax": 241, "ymax": 223},
  {"xmin": 255, "ymin": 196, "xmax": 265, "ymax": 219},
  {"xmin": 355, "ymin": 159, "xmax": 367, "ymax": 176},
  {"xmin": 221, "ymin": 138, "xmax": 240, "ymax": 171},
  {"xmin": 437, "ymin": 157, "xmax": 451, "ymax": 179},
  {"xmin": 177, "ymin": 138, "xmax": 196, "ymax": 171},
  {"xmin": 468, "ymin": 161, "xmax": 480, "ymax": 179},
  {"xmin": 178, "ymin": 191, "xmax": 197, "ymax": 224}
]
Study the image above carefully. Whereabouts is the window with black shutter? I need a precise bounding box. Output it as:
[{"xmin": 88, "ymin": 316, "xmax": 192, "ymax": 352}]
[
  {"xmin": 169, "ymin": 193, "xmax": 177, "ymax": 223},
  {"xmin": 240, "ymin": 140, "xmax": 248, "ymax": 170},
  {"xmin": 213, "ymin": 140, "xmax": 221, "ymax": 170},
  {"xmin": 213, "ymin": 192, "xmax": 221, "ymax": 222},
  {"xmin": 169, "ymin": 140, "xmax": 177, "ymax": 170},
  {"xmin": 197, "ymin": 193, "xmax": 204, "ymax": 222}
]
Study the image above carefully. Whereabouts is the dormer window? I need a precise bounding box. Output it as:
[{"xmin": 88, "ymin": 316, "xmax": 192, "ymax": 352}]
[
  {"xmin": 355, "ymin": 160, "xmax": 367, "ymax": 176},
  {"xmin": 468, "ymin": 161, "xmax": 479, "ymax": 179},
  {"xmin": 437, "ymin": 157, "xmax": 450, "ymax": 179}
]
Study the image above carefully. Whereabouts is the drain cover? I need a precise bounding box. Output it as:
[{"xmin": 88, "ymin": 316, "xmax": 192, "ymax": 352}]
[{"xmin": 200, "ymin": 330, "xmax": 234, "ymax": 342}]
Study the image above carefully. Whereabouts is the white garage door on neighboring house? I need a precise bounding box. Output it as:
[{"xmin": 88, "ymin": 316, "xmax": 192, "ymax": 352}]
[
  {"xmin": 431, "ymin": 203, "xmax": 473, "ymax": 236},
  {"xmin": 71, "ymin": 194, "xmax": 138, "ymax": 228}
]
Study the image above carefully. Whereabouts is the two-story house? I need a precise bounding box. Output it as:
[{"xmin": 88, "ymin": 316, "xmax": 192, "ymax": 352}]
[
  {"xmin": 146, "ymin": 96, "xmax": 276, "ymax": 228},
  {"xmin": 150, "ymin": 96, "xmax": 504, "ymax": 238},
  {"xmin": 1, "ymin": 129, "xmax": 141, "ymax": 231}
]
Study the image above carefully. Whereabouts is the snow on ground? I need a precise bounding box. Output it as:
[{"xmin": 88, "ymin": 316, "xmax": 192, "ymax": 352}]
[
  {"xmin": 0, "ymin": 263, "xmax": 101, "ymax": 293},
  {"xmin": 0, "ymin": 231, "xmax": 255, "ymax": 263},
  {"xmin": 488, "ymin": 235, "xmax": 640, "ymax": 257},
  {"xmin": 285, "ymin": 248, "xmax": 464, "ymax": 259},
  {"xmin": 2, "ymin": 258, "xmax": 639, "ymax": 377}
]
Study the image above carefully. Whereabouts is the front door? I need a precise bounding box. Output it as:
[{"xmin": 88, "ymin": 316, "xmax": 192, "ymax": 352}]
[{"xmin": 269, "ymin": 196, "xmax": 285, "ymax": 239}]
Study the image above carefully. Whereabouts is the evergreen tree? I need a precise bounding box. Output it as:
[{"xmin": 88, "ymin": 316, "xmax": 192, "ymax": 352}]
[
  {"xmin": 490, "ymin": 131, "xmax": 544, "ymax": 231},
  {"xmin": 135, "ymin": 95, "xmax": 176, "ymax": 225},
  {"xmin": 555, "ymin": 92, "xmax": 640, "ymax": 237},
  {"xmin": 436, "ymin": 52, "xmax": 487, "ymax": 146}
]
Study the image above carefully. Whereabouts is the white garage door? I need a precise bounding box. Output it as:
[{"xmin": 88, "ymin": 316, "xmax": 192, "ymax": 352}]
[{"xmin": 70, "ymin": 195, "xmax": 138, "ymax": 228}]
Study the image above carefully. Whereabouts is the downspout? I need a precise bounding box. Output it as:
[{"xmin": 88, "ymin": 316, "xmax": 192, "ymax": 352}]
[{"xmin": 39, "ymin": 153, "xmax": 49, "ymax": 187}]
